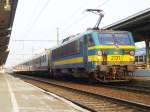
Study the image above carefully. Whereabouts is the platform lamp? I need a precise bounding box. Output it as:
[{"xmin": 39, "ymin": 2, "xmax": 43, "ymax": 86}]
[{"xmin": 4, "ymin": 0, "xmax": 11, "ymax": 11}]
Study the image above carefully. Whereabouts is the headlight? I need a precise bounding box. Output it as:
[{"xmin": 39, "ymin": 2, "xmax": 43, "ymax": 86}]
[
  {"xmin": 124, "ymin": 50, "xmax": 130, "ymax": 54},
  {"xmin": 97, "ymin": 51, "xmax": 102, "ymax": 56},
  {"xmin": 130, "ymin": 51, "xmax": 135, "ymax": 55},
  {"xmin": 130, "ymin": 56, "xmax": 135, "ymax": 61}
]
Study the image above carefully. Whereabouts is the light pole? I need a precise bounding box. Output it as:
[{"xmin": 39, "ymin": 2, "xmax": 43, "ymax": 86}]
[{"xmin": 57, "ymin": 27, "xmax": 59, "ymax": 44}]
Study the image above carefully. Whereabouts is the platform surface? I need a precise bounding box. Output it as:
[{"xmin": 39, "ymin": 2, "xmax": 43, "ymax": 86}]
[
  {"xmin": 0, "ymin": 73, "xmax": 88, "ymax": 112},
  {"xmin": 134, "ymin": 69, "xmax": 150, "ymax": 77}
]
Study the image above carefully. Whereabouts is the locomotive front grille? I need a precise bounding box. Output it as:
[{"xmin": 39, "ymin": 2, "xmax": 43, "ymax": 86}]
[
  {"xmin": 100, "ymin": 48, "xmax": 135, "ymax": 65},
  {"xmin": 106, "ymin": 55, "xmax": 134, "ymax": 65}
]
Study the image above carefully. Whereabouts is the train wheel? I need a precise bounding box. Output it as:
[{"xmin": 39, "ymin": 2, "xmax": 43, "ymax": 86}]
[
  {"xmin": 88, "ymin": 72, "xmax": 99, "ymax": 83},
  {"xmin": 88, "ymin": 72, "xmax": 106, "ymax": 83}
]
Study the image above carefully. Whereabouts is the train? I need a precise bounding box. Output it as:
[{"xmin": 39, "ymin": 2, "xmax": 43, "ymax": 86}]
[
  {"xmin": 133, "ymin": 48, "xmax": 150, "ymax": 82},
  {"xmin": 13, "ymin": 9, "xmax": 136, "ymax": 82},
  {"xmin": 13, "ymin": 29, "xmax": 136, "ymax": 82},
  {"xmin": 135, "ymin": 47, "xmax": 146, "ymax": 65}
]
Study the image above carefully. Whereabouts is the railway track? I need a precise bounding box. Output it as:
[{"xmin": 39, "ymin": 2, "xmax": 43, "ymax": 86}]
[
  {"xmin": 14, "ymin": 74, "xmax": 150, "ymax": 112},
  {"xmin": 53, "ymin": 79, "xmax": 150, "ymax": 95},
  {"xmin": 52, "ymin": 77, "xmax": 150, "ymax": 94},
  {"xmin": 101, "ymin": 83, "xmax": 150, "ymax": 95}
]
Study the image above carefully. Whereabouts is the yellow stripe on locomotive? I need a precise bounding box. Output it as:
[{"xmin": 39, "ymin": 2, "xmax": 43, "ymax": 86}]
[
  {"xmin": 53, "ymin": 54, "xmax": 135, "ymax": 66},
  {"xmin": 88, "ymin": 45, "xmax": 136, "ymax": 50},
  {"xmin": 88, "ymin": 54, "xmax": 135, "ymax": 62}
]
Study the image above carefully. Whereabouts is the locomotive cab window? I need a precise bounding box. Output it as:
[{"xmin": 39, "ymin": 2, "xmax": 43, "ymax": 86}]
[
  {"xmin": 139, "ymin": 56, "xmax": 143, "ymax": 62},
  {"xmin": 84, "ymin": 34, "xmax": 94, "ymax": 47},
  {"xmin": 99, "ymin": 33, "xmax": 131, "ymax": 45},
  {"xmin": 100, "ymin": 34, "xmax": 114, "ymax": 45},
  {"xmin": 115, "ymin": 34, "xmax": 131, "ymax": 45}
]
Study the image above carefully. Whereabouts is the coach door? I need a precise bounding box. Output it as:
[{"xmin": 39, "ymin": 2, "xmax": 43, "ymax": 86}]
[
  {"xmin": 82, "ymin": 35, "xmax": 88, "ymax": 69},
  {"xmin": 83, "ymin": 34, "xmax": 95, "ymax": 69}
]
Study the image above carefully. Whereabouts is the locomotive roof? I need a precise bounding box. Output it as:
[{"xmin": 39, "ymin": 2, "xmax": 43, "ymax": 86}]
[{"xmin": 51, "ymin": 29, "xmax": 130, "ymax": 50}]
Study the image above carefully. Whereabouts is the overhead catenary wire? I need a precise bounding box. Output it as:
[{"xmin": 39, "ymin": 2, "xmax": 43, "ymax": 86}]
[
  {"xmin": 20, "ymin": 0, "xmax": 41, "ymax": 37},
  {"xmin": 11, "ymin": 40, "xmax": 56, "ymax": 42},
  {"xmin": 8, "ymin": 0, "xmax": 111, "ymax": 67},
  {"xmin": 60, "ymin": 0, "xmax": 111, "ymax": 37},
  {"xmin": 9, "ymin": 0, "xmax": 53, "ymax": 63},
  {"xmin": 61, "ymin": 1, "xmax": 92, "ymax": 26},
  {"xmin": 96, "ymin": 0, "xmax": 111, "ymax": 8},
  {"xmin": 59, "ymin": 0, "xmax": 94, "ymax": 33},
  {"xmin": 22, "ymin": 0, "xmax": 51, "ymax": 39}
]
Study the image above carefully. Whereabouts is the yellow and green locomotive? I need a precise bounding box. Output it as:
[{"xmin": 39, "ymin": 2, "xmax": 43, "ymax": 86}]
[
  {"xmin": 51, "ymin": 30, "xmax": 135, "ymax": 82},
  {"xmin": 51, "ymin": 9, "xmax": 135, "ymax": 82}
]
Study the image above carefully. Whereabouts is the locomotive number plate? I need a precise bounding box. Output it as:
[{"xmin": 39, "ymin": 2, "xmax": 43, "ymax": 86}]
[{"xmin": 108, "ymin": 55, "xmax": 122, "ymax": 61}]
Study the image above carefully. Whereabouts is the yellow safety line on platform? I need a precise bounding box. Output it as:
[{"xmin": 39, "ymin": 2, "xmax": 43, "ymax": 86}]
[{"xmin": 5, "ymin": 75, "xmax": 19, "ymax": 112}]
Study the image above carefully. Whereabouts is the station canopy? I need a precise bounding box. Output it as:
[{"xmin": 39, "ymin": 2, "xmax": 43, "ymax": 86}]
[
  {"xmin": 103, "ymin": 8, "xmax": 150, "ymax": 42},
  {"xmin": 0, "ymin": 0, "xmax": 18, "ymax": 66}
]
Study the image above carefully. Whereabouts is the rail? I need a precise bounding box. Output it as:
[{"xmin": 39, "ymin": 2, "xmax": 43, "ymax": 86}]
[{"xmin": 13, "ymin": 74, "xmax": 150, "ymax": 112}]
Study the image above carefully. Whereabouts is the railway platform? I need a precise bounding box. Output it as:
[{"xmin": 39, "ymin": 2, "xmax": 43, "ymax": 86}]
[
  {"xmin": 134, "ymin": 69, "xmax": 150, "ymax": 77},
  {"xmin": 0, "ymin": 73, "xmax": 89, "ymax": 112},
  {"xmin": 133, "ymin": 69, "xmax": 150, "ymax": 81},
  {"xmin": 133, "ymin": 69, "xmax": 150, "ymax": 87}
]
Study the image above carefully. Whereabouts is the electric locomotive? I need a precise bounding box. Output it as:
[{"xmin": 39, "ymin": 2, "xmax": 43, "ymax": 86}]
[
  {"xmin": 51, "ymin": 30, "xmax": 135, "ymax": 82},
  {"xmin": 51, "ymin": 9, "xmax": 135, "ymax": 82}
]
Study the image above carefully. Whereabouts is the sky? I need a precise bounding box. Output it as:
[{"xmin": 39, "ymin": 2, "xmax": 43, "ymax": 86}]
[{"xmin": 5, "ymin": 0, "xmax": 150, "ymax": 67}]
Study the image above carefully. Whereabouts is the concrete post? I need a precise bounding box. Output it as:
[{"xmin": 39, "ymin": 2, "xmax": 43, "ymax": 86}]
[
  {"xmin": 0, "ymin": 65, "xmax": 4, "ymax": 73},
  {"xmin": 145, "ymin": 40, "xmax": 150, "ymax": 69}
]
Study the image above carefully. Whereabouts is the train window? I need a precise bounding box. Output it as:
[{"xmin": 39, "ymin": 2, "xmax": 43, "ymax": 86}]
[
  {"xmin": 139, "ymin": 56, "xmax": 143, "ymax": 62},
  {"xmin": 44, "ymin": 55, "xmax": 46, "ymax": 62},
  {"xmin": 31, "ymin": 60, "xmax": 34, "ymax": 65},
  {"xmin": 43, "ymin": 55, "xmax": 44, "ymax": 62},
  {"xmin": 99, "ymin": 33, "xmax": 131, "ymax": 45},
  {"xmin": 36, "ymin": 59, "xmax": 37, "ymax": 64},
  {"xmin": 39, "ymin": 57, "xmax": 41, "ymax": 64},
  {"xmin": 115, "ymin": 34, "xmax": 131, "ymax": 45},
  {"xmin": 37, "ymin": 58, "xmax": 39, "ymax": 64},
  {"xmin": 45, "ymin": 55, "xmax": 46, "ymax": 62},
  {"xmin": 87, "ymin": 35, "xmax": 94, "ymax": 47},
  {"xmin": 62, "ymin": 46, "xmax": 66, "ymax": 56},
  {"xmin": 36, "ymin": 58, "xmax": 39, "ymax": 64},
  {"xmin": 52, "ymin": 40, "xmax": 80, "ymax": 59},
  {"xmin": 144, "ymin": 55, "xmax": 146, "ymax": 62},
  {"xmin": 42, "ymin": 56, "xmax": 44, "ymax": 63},
  {"xmin": 33, "ymin": 60, "xmax": 35, "ymax": 64},
  {"xmin": 135, "ymin": 56, "xmax": 138, "ymax": 62},
  {"xmin": 42, "ymin": 55, "xmax": 44, "ymax": 63},
  {"xmin": 100, "ymin": 34, "xmax": 114, "ymax": 45},
  {"xmin": 41, "ymin": 57, "xmax": 42, "ymax": 63}
]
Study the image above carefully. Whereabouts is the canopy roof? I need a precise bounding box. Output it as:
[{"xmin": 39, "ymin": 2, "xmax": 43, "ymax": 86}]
[
  {"xmin": 103, "ymin": 8, "xmax": 150, "ymax": 42},
  {"xmin": 0, "ymin": 0, "xmax": 18, "ymax": 66}
]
